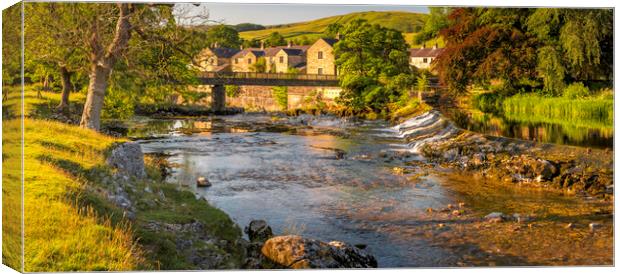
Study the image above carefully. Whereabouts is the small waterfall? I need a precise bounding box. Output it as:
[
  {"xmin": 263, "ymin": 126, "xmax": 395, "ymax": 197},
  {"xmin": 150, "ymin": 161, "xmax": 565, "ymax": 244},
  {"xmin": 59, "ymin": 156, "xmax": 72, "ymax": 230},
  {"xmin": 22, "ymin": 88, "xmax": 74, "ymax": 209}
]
[{"xmin": 376, "ymin": 110, "xmax": 459, "ymax": 154}]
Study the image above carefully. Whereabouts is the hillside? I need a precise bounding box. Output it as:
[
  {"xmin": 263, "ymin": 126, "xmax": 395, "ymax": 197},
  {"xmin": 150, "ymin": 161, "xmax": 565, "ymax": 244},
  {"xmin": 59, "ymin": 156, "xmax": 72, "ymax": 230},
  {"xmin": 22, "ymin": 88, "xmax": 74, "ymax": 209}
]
[{"xmin": 240, "ymin": 11, "xmax": 428, "ymax": 45}]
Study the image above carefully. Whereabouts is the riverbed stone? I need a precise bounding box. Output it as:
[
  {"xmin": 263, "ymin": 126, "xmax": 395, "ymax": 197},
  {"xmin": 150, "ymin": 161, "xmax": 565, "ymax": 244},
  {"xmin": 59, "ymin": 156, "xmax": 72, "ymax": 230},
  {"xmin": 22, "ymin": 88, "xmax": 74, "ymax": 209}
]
[
  {"xmin": 484, "ymin": 212, "xmax": 508, "ymax": 223},
  {"xmin": 261, "ymin": 235, "xmax": 377, "ymax": 268},
  {"xmin": 197, "ymin": 176, "xmax": 212, "ymax": 187},
  {"xmin": 244, "ymin": 220, "xmax": 273, "ymax": 243},
  {"xmin": 107, "ymin": 142, "xmax": 146, "ymax": 179}
]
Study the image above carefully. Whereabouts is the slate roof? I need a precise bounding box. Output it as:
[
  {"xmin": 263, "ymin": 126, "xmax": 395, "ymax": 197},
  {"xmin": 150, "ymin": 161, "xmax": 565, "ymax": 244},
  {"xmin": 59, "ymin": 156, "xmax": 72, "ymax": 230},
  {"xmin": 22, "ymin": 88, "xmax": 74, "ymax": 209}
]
[
  {"xmin": 409, "ymin": 47, "xmax": 444, "ymax": 58},
  {"xmin": 210, "ymin": 47, "xmax": 240, "ymax": 58},
  {"xmin": 321, "ymin": 38, "xmax": 339, "ymax": 47}
]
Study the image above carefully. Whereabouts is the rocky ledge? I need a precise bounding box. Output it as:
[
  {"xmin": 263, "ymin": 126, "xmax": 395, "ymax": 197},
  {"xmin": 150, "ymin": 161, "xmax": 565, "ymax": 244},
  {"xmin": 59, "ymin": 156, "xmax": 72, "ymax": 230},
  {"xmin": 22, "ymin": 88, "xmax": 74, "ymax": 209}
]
[
  {"xmin": 418, "ymin": 129, "xmax": 613, "ymax": 199},
  {"xmin": 242, "ymin": 220, "xmax": 378, "ymax": 269}
]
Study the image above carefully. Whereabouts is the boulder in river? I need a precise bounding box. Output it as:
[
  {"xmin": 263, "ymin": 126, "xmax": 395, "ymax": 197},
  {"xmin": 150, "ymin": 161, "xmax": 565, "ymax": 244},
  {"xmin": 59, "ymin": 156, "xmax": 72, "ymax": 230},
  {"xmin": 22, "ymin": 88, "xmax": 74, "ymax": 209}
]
[
  {"xmin": 196, "ymin": 176, "xmax": 212, "ymax": 187},
  {"xmin": 261, "ymin": 235, "xmax": 378, "ymax": 269},
  {"xmin": 107, "ymin": 142, "xmax": 146, "ymax": 179},
  {"xmin": 244, "ymin": 220, "xmax": 273, "ymax": 243}
]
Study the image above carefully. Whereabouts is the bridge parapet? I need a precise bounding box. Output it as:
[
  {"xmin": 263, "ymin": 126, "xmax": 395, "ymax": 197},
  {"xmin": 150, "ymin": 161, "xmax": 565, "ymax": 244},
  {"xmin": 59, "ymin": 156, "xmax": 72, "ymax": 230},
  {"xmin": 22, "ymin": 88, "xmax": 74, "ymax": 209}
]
[{"xmin": 197, "ymin": 72, "xmax": 340, "ymax": 86}]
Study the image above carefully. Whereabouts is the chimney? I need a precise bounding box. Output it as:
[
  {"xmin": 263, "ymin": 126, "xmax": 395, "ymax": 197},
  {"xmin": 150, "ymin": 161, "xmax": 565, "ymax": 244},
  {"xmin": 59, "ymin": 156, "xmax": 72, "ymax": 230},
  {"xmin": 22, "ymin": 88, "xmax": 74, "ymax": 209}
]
[
  {"xmin": 432, "ymin": 43, "xmax": 437, "ymax": 49},
  {"xmin": 421, "ymin": 43, "xmax": 425, "ymax": 49},
  {"xmin": 287, "ymin": 40, "xmax": 292, "ymax": 48},
  {"xmin": 260, "ymin": 41, "xmax": 264, "ymax": 50}
]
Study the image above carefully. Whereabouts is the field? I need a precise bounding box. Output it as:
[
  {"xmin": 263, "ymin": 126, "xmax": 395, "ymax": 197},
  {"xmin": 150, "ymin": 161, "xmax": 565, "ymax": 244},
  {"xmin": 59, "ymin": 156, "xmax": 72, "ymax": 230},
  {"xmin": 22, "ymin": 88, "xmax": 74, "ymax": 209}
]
[{"xmin": 239, "ymin": 11, "xmax": 439, "ymax": 47}]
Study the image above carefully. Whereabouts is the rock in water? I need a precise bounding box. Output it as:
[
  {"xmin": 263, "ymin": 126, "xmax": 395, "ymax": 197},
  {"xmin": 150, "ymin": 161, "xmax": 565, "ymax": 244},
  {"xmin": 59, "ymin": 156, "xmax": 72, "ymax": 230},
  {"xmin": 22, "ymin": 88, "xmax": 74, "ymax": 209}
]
[
  {"xmin": 245, "ymin": 220, "xmax": 273, "ymax": 242},
  {"xmin": 261, "ymin": 235, "xmax": 377, "ymax": 269},
  {"xmin": 484, "ymin": 212, "xmax": 508, "ymax": 223},
  {"xmin": 107, "ymin": 142, "xmax": 146, "ymax": 179},
  {"xmin": 196, "ymin": 176, "xmax": 212, "ymax": 187}
]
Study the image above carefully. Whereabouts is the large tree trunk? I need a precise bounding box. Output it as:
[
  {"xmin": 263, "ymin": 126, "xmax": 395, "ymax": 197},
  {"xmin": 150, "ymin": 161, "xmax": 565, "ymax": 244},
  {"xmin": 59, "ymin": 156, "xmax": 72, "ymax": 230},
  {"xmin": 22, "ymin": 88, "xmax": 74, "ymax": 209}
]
[
  {"xmin": 57, "ymin": 65, "xmax": 72, "ymax": 111},
  {"xmin": 80, "ymin": 3, "xmax": 132, "ymax": 131}
]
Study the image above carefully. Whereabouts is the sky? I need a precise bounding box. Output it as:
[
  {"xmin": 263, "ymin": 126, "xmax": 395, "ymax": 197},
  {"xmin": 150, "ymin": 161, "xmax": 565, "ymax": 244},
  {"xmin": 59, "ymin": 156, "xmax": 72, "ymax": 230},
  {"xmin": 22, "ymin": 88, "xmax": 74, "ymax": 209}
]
[{"xmin": 176, "ymin": 3, "xmax": 428, "ymax": 26}]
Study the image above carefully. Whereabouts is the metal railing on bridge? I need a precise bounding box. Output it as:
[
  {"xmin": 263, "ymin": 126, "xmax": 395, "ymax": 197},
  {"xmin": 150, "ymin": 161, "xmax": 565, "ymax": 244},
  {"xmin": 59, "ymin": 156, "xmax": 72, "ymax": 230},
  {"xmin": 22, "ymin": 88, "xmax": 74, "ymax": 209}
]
[{"xmin": 198, "ymin": 71, "xmax": 339, "ymax": 81}]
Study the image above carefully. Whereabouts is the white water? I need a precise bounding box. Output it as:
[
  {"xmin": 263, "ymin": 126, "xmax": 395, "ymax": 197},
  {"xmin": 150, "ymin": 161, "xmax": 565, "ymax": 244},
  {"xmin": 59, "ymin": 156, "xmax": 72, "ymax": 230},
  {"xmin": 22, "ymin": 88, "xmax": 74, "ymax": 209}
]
[{"xmin": 375, "ymin": 110, "xmax": 459, "ymax": 153}]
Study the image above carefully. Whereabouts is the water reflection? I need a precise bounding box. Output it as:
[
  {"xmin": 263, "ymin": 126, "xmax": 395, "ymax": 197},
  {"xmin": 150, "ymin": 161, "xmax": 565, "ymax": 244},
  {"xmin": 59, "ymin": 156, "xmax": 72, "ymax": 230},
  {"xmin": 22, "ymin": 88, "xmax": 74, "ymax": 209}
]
[{"xmin": 442, "ymin": 108, "xmax": 613, "ymax": 149}]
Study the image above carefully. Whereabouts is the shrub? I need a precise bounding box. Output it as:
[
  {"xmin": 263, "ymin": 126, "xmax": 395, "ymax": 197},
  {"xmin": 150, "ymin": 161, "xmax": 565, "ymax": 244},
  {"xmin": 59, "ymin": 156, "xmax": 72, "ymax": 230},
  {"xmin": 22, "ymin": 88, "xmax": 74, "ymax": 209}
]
[
  {"xmin": 563, "ymin": 82, "xmax": 590, "ymax": 99},
  {"xmin": 225, "ymin": 85, "xmax": 240, "ymax": 97},
  {"xmin": 272, "ymin": 86, "xmax": 288, "ymax": 110}
]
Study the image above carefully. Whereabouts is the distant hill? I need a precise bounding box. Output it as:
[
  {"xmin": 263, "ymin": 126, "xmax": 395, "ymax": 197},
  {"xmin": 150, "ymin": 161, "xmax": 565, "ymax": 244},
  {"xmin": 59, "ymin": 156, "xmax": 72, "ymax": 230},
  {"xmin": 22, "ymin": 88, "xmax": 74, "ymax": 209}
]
[{"xmin": 239, "ymin": 11, "xmax": 428, "ymax": 45}]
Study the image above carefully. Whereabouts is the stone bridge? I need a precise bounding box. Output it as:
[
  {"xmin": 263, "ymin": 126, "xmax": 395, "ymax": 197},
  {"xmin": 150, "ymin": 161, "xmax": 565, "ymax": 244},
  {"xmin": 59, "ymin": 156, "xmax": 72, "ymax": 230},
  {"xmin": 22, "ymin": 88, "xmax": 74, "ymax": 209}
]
[
  {"xmin": 197, "ymin": 72, "xmax": 443, "ymax": 112},
  {"xmin": 197, "ymin": 72, "xmax": 340, "ymax": 111}
]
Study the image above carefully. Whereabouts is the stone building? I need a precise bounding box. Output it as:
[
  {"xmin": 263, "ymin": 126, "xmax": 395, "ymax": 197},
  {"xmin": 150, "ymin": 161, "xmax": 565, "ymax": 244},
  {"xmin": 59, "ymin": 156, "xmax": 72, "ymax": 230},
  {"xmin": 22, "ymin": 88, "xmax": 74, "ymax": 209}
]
[
  {"xmin": 409, "ymin": 44, "xmax": 444, "ymax": 70},
  {"xmin": 306, "ymin": 38, "xmax": 338, "ymax": 75},
  {"xmin": 268, "ymin": 47, "xmax": 309, "ymax": 73},
  {"xmin": 231, "ymin": 48, "xmax": 266, "ymax": 72},
  {"xmin": 193, "ymin": 45, "xmax": 239, "ymax": 72}
]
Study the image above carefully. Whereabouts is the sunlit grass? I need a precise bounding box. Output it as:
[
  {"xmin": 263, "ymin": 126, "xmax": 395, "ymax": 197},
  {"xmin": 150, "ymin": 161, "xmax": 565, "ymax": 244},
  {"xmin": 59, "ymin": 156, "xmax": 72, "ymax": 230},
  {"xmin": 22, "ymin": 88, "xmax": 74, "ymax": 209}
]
[
  {"xmin": 503, "ymin": 94, "xmax": 613, "ymax": 129},
  {"xmin": 3, "ymin": 85, "xmax": 244, "ymax": 270}
]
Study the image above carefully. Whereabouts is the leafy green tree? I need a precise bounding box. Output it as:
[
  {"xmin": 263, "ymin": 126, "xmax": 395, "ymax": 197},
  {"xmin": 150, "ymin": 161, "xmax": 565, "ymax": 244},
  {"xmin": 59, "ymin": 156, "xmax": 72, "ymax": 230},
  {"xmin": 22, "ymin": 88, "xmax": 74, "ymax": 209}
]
[
  {"xmin": 2, "ymin": 3, "xmax": 22, "ymax": 101},
  {"xmin": 265, "ymin": 32, "xmax": 287, "ymax": 47},
  {"xmin": 527, "ymin": 8, "xmax": 613, "ymax": 93},
  {"xmin": 251, "ymin": 57, "xmax": 267, "ymax": 72},
  {"xmin": 25, "ymin": 2, "xmax": 89, "ymax": 110},
  {"xmin": 206, "ymin": 25, "xmax": 241, "ymax": 48},
  {"xmin": 414, "ymin": 7, "xmax": 452, "ymax": 44},
  {"xmin": 334, "ymin": 19, "xmax": 413, "ymax": 113},
  {"xmin": 324, "ymin": 23, "xmax": 343, "ymax": 39},
  {"xmin": 242, "ymin": 38, "xmax": 261, "ymax": 48}
]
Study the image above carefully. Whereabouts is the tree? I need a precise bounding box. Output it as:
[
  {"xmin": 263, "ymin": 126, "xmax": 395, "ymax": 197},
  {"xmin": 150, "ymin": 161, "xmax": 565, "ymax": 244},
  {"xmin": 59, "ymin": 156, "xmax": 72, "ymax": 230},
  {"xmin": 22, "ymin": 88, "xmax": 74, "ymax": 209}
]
[
  {"xmin": 526, "ymin": 8, "xmax": 613, "ymax": 94},
  {"xmin": 251, "ymin": 57, "xmax": 266, "ymax": 72},
  {"xmin": 334, "ymin": 19, "xmax": 413, "ymax": 113},
  {"xmin": 25, "ymin": 2, "xmax": 89, "ymax": 110},
  {"xmin": 414, "ymin": 7, "xmax": 452, "ymax": 44},
  {"xmin": 206, "ymin": 25, "xmax": 241, "ymax": 48},
  {"xmin": 324, "ymin": 23, "xmax": 342, "ymax": 39},
  {"xmin": 2, "ymin": 3, "xmax": 21, "ymax": 101},
  {"xmin": 265, "ymin": 32, "xmax": 286, "ymax": 47},
  {"xmin": 434, "ymin": 8, "xmax": 538, "ymax": 94}
]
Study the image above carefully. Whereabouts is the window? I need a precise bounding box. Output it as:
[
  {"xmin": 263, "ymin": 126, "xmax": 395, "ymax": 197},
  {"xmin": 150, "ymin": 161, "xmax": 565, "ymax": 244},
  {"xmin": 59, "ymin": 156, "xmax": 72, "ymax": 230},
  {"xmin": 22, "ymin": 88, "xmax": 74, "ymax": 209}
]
[
  {"xmin": 318, "ymin": 68, "xmax": 323, "ymax": 75},
  {"xmin": 318, "ymin": 51, "xmax": 323, "ymax": 59},
  {"xmin": 247, "ymin": 58, "xmax": 252, "ymax": 64},
  {"xmin": 235, "ymin": 58, "xmax": 239, "ymax": 64},
  {"xmin": 279, "ymin": 56, "xmax": 284, "ymax": 63},
  {"xmin": 423, "ymin": 58, "xmax": 428, "ymax": 63}
]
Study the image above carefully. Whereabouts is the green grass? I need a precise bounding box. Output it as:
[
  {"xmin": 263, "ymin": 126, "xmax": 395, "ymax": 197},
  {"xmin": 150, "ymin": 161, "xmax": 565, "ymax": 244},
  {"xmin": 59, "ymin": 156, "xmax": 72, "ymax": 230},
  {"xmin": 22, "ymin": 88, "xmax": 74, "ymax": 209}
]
[
  {"xmin": 2, "ymin": 87, "xmax": 243, "ymax": 271},
  {"xmin": 503, "ymin": 94, "xmax": 613, "ymax": 130},
  {"xmin": 240, "ymin": 11, "xmax": 427, "ymax": 46}
]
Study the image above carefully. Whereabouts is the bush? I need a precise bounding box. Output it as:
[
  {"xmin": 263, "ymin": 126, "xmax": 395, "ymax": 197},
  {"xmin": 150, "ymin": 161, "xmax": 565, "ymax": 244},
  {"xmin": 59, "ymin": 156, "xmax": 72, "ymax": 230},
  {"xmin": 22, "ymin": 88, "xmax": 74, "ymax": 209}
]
[
  {"xmin": 563, "ymin": 82, "xmax": 590, "ymax": 99},
  {"xmin": 472, "ymin": 92, "xmax": 504, "ymax": 113},
  {"xmin": 272, "ymin": 86, "xmax": 288, "ymax": 110},
  {"xmin": 225, "ymin": 85, "xmax": 240, "ymax": 97}
]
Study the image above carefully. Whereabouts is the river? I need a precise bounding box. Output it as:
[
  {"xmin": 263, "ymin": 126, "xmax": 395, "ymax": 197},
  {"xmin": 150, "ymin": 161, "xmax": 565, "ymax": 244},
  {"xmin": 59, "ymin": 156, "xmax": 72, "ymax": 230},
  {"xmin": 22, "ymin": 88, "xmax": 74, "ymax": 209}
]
[{"xmin": 127, "ymin": 113, "xmax": 612, "ymax": 267}]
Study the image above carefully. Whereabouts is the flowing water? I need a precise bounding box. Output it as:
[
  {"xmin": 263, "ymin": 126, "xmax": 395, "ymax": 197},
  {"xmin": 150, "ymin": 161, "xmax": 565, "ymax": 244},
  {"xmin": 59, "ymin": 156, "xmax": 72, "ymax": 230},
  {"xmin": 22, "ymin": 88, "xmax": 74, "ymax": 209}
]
[{"xmin": 128, "ymin": 113, "xmax": 612, "ymax": 267}]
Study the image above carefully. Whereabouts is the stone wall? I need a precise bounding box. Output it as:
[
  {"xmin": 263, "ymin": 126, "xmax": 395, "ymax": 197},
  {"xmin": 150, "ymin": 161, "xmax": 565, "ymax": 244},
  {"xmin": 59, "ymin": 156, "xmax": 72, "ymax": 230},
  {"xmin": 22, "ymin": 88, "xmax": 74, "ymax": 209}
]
[{"xmin": 190, "ymin": 85, "xmax": 342, "ymax": 112}]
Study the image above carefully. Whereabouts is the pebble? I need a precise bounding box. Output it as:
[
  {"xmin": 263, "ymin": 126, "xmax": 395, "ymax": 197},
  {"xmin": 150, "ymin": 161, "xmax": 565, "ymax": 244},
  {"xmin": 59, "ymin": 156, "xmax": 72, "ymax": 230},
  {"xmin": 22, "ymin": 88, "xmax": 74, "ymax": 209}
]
[
  {"xmin": 452, "ymin": 210, "xmax": 462, "ymax": 216},
  {"xmin": 458, "ymin": 202, "xmax": 465, "ymax": 208},
  {"xmin": 565, "ymin": 223, "xmax": 574, "ymax": 229},
  {"xmin": 589, "ymin": 223, "xmax": 602, "ymax": 231}
]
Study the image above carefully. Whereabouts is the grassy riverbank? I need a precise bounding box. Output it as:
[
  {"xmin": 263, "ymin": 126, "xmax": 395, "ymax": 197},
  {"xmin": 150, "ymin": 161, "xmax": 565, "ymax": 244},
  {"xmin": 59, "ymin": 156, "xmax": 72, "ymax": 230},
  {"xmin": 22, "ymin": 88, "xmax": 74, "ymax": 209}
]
[
  {"xmin": 503, "ymin": 94, "xmax": 613, "ymax": 129},
  {"xmin": 2, "ymin": 87, "xmax": 244, "ymax": 271}
]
